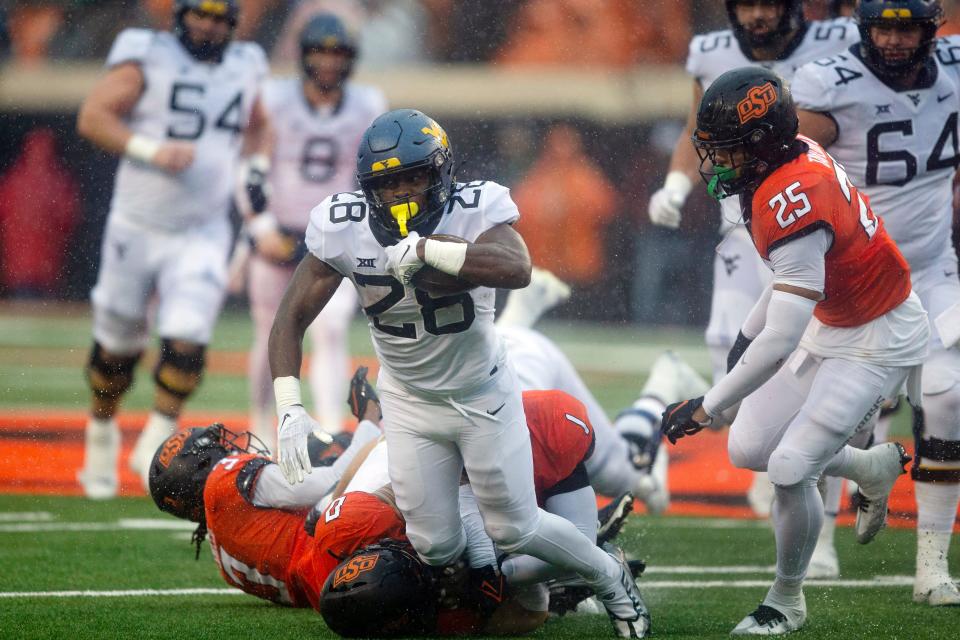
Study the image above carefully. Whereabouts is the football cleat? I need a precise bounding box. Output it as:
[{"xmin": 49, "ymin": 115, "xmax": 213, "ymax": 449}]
[
  {"xmin": 913, "ymin": 580, "xmax": 960, "ymax": 606},
  {"xmin": 639, "ymin": 351, "xmax": 710, "ymax": 407},
  {"xmin": 598, "ymin": 493, "xmax": 635, "ymax": 546},
  {"xmin": 730, "ymin": 600, "xmax": 806, "ymax": 636},
  {"xmin": 598, "ymin": 544, "xmax": 651, "ymax": 638},
  {"xmin": 854, "ymin": 442, "xmax": 911, "ymax": 544},
  {"xmin": 548, "ymin": 556, "xmax": 646, "ymax": 618}
]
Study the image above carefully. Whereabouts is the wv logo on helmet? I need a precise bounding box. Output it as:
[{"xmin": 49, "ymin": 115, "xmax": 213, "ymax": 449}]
[
  {"xmin": 333, "ymin": 554, "xmax": 379, "ymax": 587},
  {"xmin": 737, "ymin": 82, "xmax": 778, "ymax": 124}
]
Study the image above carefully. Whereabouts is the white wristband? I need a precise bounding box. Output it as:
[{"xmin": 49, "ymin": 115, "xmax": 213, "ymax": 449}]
[
  {"xmin": 247, "ymin": 212, "xmax": 278, "ymax": 239},
  {"xmin": 273, "ymin": 376, "xmax": 302, "ymax": 411},
  {"xmin": 124, "ymin": 134, "xmax": 161, "ymax": 164},
  {"xmin": 247, "ymin": 153, "xmax": 271, "ymax": 173},
  {"xmin": 423, "ymin": 239, "xmax": 468, "ymax": 276},
  {"xmin": 664, "ymin": 171, "xmax": 693, "ymax": 199}
]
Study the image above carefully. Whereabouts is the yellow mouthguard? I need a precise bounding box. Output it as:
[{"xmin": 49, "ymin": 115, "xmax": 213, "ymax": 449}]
[{"xmin": 389, "ymin": 201, "xmax": 419, "ymax": 237}]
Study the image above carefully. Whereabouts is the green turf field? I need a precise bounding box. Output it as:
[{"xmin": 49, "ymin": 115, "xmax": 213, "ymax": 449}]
[{"xmin": 0, "ymin": 307, "xmax": 952, "ymax": 639}]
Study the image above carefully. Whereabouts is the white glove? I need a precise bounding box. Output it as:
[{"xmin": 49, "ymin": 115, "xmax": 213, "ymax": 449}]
[
  {"xmin": 384, "ymin": 231, "xmax": 424, "ymax": 285},
  {"xmin": 648, "ymin": 171, "xmax": 693, "ymax": 229},
  {"xmin": 276, "ymin": 404, "xmax": 316, "ymax": 484}
]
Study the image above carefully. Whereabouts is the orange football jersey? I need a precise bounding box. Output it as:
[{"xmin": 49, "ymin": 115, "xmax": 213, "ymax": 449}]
[
  {"xmin": 748, "ymin": 136, "xmax": 911, "ymax": 328},
  {"xmin": 310, "ymin": 490, "xmax": 407, "ymax": 563},
  {"xmin": 523, "ymin": 389, "xmax": 596, "ymax": 505},
  {"xmin": 203, "ymin": 454, "xmax": 327, "ymax": 608}
]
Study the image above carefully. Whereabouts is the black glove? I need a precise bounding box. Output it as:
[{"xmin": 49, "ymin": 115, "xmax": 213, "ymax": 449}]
[
  {"xmin": 347, "ymin": 366, "xmax": 381, "ymax": 421},
  {"xmin": 727, "ymin": 330, "xmax": 753, "ymax": 373},
  {"xmin": 244, "ymin": 163, "xmax": 270, "ymax": 214},
  {"xmin": 250, "ymin": 225, "xmax": 308, "ymax": 266},
  {"xmin": 661, "ymin": 396, "xmax": 710, "ymax": 445}
]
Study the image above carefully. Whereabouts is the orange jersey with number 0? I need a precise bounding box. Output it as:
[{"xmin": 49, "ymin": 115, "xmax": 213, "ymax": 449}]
[{"xmin": 748, "ymin": 136, "xmax": 911, "ymax": 327}]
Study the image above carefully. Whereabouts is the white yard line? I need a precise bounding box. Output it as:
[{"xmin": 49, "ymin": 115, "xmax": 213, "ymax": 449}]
[
  {"xmin": 0, "ymin": 519, "xmax": 195, "ymax": 533},
  {"xmin": 0, "ymin": 588, "xmax": 243, "ymax": 599},
  {"xmin": 0, "ymin": 512, "xmax": 54, "ymax": 522},
  {"xmin": 0, "ymin": 577, "xmax": 915, "ymax": 599},
  {"xmin": 646, "ymin": 565, "xmax": 776, "ymax": 574}
]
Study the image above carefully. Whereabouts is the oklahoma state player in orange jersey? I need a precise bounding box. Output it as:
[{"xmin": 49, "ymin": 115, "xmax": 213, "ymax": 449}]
[
  {"xmin": 148, "ymin": 382, "xmax": 627, "ymax": 635},
  {"xmin": 661, "ymin": 67, "xmax": 928, "ymax": 636}
]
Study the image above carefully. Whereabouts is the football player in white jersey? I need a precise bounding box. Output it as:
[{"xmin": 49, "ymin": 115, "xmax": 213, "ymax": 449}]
[
  {"xmin": 75, "ymin": 0, "xmax": 270, "ymax": 499},
  {"xmin": 269, "ymin": 109, "xmax": 650, "ymax": 638},
  {"xmin": 241, "ymin": 13, "xmax": 387, "ymax": 448},
  {"xmin": 793, "ymin": 0, "xmax": 960, "ymax": 606},
  {"xmin": 646, "ymin": 0, "xmax": 858, "ymax": 523},
  {"xmin": 496, "ymin": 268, "xmax": 709, "ymax": 513}
]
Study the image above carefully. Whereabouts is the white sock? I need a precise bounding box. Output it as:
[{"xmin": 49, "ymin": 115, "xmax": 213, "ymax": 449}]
[
  {"xmin": 916, "ymin": 529, "xmax": 953, "ymax": 582},
  {"xmin": 82, "ymin": 416, "xmax": 119, "ymax": 472},
  {"xmin": 617, "ymin": 397, "xmax": 664, "ymax": 438}
]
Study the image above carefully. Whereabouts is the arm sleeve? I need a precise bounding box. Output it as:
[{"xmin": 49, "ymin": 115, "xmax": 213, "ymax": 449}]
[
  {"xmin": 252, "ymin": 420, "xmax": 381, "ymax": 509},
  {"xmin": 769, "ymin": 228, "xmax": 830, "ymax": 293},
  {"xmin": 741, "ymin": 283, "xmax": 773, "ymax": 340},
  {"xmin": 703, "ymin": 290, "xmax": 816, "ymax": 416},
  {"xmin": 106, "ymin": 29, "xmax": 153, "ymax": 68}
]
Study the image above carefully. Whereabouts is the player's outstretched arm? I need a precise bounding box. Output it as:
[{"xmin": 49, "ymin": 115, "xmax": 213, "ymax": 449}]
[
  {"xmin": 269, "ymin": 254, "xmax": 343, "ymax": 483},
  {"xmin": 76, "ymin": 63, "xmax": 145, "ymax": 156},
  {"xmin": 797, "ymin": 109, "xmax": 839, "ymax": 148},
  {"xmin": 420, "ymin": 223, "xmax": 532, "ymax": 290},
  {"xmin": 648, "ymin": 80, "xmax": 703, "ymax": 229}
]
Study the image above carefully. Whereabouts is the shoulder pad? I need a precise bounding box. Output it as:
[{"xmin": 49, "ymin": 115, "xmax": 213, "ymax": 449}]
[
  {"xmin": 106, "ymin": 28, "xmax": 156, "ymax": 68},
  {"xmin": 235, "ymin": 457, "xmax": 272, "ymax": 505},
  {"xmin": 935, "ymin": 35, "xmax": 960, "ymax": 68}
]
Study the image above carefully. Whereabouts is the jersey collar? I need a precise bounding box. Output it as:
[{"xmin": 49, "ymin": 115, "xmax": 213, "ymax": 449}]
[{"xmin": 850, "ymin": 43, "xmax": 938, "ymax": 93}]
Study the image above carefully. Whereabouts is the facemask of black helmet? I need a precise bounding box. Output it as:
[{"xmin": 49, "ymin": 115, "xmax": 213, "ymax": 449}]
[
  {"xmin": 856, "ymin": 0, "xmax": 944, "ymax": 79},
  {"xmin": 174, "ymin": 0, "xmax": 238, "ymax": 63},
  {"xmin": 692, "ymin": 130, "xmax": 769, "ymax": 200},
  {"xmin": 148, "ymin": 423, "xmax": 269, "ymax": 558}
]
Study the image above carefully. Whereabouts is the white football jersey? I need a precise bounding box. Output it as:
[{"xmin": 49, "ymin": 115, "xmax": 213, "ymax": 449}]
[
  {"xmin": 686, "ymin": 18, "xmax": 859, "ymax": 228},
  {"xmin": 793, "ymin": 37, "xmax": 960, "ymax": 271},
  {"xmin": 262, "ymin": 78, "xmax": 387, "ymax": 230},
  {"xmin": 105, "ymin": 29, "xmax": 268, "ymax": 231},
  {"xmin": 305, "ymin": 181, "xmax": 519, "ymax": 394}
]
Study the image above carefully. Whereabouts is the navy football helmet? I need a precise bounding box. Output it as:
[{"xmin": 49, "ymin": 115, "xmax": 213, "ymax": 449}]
[
  {"xmin": 855, "ymin": 0, "xmax": 944, "ymax": 78},
  {"xmin": 299, "ymin": 13, "xmax": 358, "ymax": 90},
  {"xmin": 726, "ymin": 0, "xmax": 804, "ymax": 50},
  {"xmin": 357, "ymin": 109, "xmax": 455, "ymax": 246},
  {"xmin": 173, "ymin": 0, "xmax": 238, "ymax": 62}
]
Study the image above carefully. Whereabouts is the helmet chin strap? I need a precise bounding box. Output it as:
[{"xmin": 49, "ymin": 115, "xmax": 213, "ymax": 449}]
[{"xmin": 390, "ymin": 201, "xmax": 419, "ymax": 237}]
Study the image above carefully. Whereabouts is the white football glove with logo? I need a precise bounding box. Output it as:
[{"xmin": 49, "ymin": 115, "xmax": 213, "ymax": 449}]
[
  {"xmin": 276, "ymin": 404, "xmax": 316, "ymax": 484},
  {"xmin": 648, "ymin": 171, "xmax": 693, "ymax": 229},
  {"xmin": 384, "ymin": 231, "xmax": 424, "ymax": 284}
]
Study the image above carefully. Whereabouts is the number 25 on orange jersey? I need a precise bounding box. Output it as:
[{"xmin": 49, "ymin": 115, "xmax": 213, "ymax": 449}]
[{"xmin": 768, "ymin": 181, "xmax": 811, "ymax": 229}]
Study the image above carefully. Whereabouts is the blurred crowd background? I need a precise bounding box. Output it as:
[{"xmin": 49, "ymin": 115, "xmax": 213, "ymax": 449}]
[{"xmin": 1, "ymin": 0, "xmax": 960, "ymax": 325}]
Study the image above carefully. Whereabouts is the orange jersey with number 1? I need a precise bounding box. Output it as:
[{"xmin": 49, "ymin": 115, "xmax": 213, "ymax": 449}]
[{"xmin": 748, "ymin": 136, "xmax": 912, "ymax": 328}]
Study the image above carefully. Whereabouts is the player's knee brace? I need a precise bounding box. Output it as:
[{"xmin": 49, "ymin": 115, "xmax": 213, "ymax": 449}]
[
  {"xmin": 85, "ymin": 342, "xmax": 141, "ymax": 400},
  {"xmin": 153, "ymin": 339, "xmax": 206, "ymax": 399},
  {"xmin": 406, "ymin": 529, "xmax": 465, "ymax": 567},
  {"xmin": 911, "ymin": 407, "xmax": 960, "ymax": 483},
  {"xmin": 767, "ymin": 446, "xmax": 818, "ymax": 488}
]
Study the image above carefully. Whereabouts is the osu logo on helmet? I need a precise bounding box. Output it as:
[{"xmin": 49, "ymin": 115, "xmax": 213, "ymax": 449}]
[
  {"xmin": 737, "ymin": 82, "xmax": 778, "ymax": 124},
  {"xmin": 332, "ymin": 553, "xmax": 379, "ymax": 588},
  {"xmin": 157, "ymin": 431, "xmax": 190, "ymax": 468}
]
